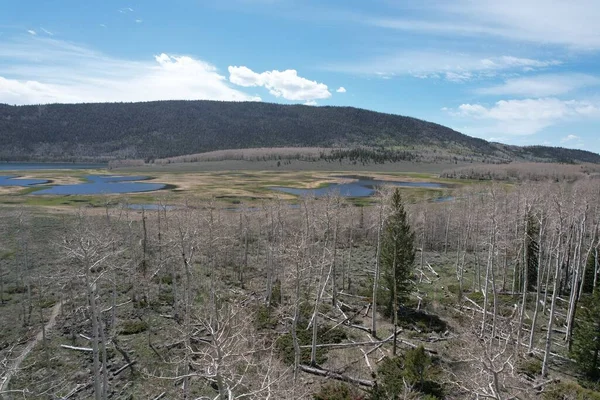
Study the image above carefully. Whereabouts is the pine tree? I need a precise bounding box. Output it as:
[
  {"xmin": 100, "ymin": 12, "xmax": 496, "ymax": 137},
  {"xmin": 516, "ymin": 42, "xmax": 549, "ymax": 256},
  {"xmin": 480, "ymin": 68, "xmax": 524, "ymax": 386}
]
[
  {"xmin": 582, "ymin": 249, "xmax": 597, "ymax": 294},
  {"xmin": 525, "ymin": 213, "xmax": 539, "ymax": 292},
  {"xmin": 571, "ymin": 289, "xmax": 600, "ymax": 382},
  {"xmin": 379, "ymin": 188, "xmax": 415, "ymax": 354},
  {"xmin": 380, "ymin": 188, "xmax": 415, "ymax": 317},
  {"xmin": 404, "ymin": 345, "xmax": 432, "ymax": 389}
]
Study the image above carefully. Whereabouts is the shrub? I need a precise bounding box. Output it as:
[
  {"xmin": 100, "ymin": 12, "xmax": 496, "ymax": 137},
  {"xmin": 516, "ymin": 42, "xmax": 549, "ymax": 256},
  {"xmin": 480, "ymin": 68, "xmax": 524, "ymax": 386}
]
[
  {"xmin": 254, "ymin": 305, "xmax": 278, "ymax": 330},
  {"xmin": 313, "ymin": 382, "xmax": 366, "ymax": 400},
  {"xmin": 372, "ymin": 351, "xmax": 443, "ymax": 400},
  {"xmin": 119, "ymin": 319, "xmax": 148, "ymax": 335},
  {"xmin": 371, "ymin": 356, "xmax": 405, "ymax": 399},
  {"xmin": 270, "ymin": 279, "xmax": 282, "ymax": 307},
  {"xmin": 6, "ymin": 285, "xmax": 27, "ymax": 294},
  {"xmin": 38, "ymin": 298, "xmax": 57, "ymax": 309},
  {"xmin": 404, "ymin": 346, "xmax": 431, "ymax": 388},
  {"xmin": 467, "ymin": 291, "xmax": 484, "ymax": 303},
  {"xmin": 276, "ymin": 323, "xmax": 347, "ymax": 365},
  {"xmin": 517, "ymin": 358, "xmax": 542, "ymax": 378},
  {"xmin": 543, "ymin": 380, "xmax": 600, "ymax": 400}
]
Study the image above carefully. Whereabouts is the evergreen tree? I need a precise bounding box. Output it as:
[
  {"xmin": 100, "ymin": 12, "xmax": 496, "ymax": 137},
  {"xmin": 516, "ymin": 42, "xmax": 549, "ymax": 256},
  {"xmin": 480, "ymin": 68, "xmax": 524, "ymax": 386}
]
[
  {"xmin": 379, "ymin": 188, "xmax": 415, "ymax": 322},
  {"xmin": 525, "ymin": 213, "xmax": 539, "ymax": 292},
  {"xmin": 583, "ymin": 249, "xmax": 598, "ymax": 294},
  {"xmin": 571, "ymin": 289, "xmax": 600, "ymax": 382},
  {"xmin": 404, "ymin": 345, "xmax": 432, "ymax": 389}
]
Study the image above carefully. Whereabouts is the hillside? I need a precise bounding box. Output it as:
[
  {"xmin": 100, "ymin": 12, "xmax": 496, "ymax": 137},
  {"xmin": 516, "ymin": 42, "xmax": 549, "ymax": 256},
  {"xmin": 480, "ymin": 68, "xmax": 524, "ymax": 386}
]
[{"xmin": 0, "ymin": 100, "xmax": 598, "ymax": 163}]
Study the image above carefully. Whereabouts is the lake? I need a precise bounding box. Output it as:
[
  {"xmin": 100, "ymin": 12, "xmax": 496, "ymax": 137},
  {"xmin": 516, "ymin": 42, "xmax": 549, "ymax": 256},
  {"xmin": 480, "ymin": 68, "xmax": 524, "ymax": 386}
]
[
  {"xmin": 270, "ymin": 176, "xmax": 447, "ymax": 197},
  {"xmin": 32, "ymin": 175, "xmax": 166, "ymax": 195},
  {"xmin": 0, "ymin": 175, "xmax": 50, "ymax": 186},
  {"xmin": 0, "ymin": 163, "xmax": 106, "ymax": 171}
]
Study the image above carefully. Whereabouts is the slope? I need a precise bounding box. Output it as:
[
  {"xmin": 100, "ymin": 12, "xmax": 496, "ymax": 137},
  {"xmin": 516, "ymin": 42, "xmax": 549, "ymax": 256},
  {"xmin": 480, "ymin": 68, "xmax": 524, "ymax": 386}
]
[{"xmin": 0, "ymin": 101, "xmax": 598, "ymax": 163}]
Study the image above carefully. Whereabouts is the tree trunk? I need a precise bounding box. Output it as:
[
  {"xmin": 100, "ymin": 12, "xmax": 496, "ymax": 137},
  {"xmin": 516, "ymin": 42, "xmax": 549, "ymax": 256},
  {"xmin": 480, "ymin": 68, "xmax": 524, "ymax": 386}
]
[
  {"xmin": 371, "ymin": 199, "xmax": 384, "ymax": 338},
  {"xmin": 529, "ymin": 213, "xmax": 546, "ymax": 352},
  {"xmin": 542, "ymin": 201, "xmax": 564, "ymax": 376}
]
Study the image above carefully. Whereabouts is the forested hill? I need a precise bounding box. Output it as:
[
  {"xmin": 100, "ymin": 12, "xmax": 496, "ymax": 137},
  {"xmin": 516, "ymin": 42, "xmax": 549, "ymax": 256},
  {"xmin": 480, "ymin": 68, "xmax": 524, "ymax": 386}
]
[{"xmin": 0, "ymin": 100, "xmax": 598, "ymax": 163}]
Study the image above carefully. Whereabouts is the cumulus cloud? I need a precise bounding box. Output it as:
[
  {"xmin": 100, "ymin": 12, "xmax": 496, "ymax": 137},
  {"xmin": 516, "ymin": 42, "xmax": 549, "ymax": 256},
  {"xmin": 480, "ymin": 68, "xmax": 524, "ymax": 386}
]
[
  {"xmin": 228, "ymin": 66, "xmax": 331, "ymax": 101},
  {"xmin": 0, "ymin": 38, "xmax": 260, "ymax": 104},
  {"xmin": 447, "ymin": 98, "xmax": 600, "ymax": 135},
  {"xmin": 27, "ymin": 30, "xmax": 36, "ymax": 35},
  {"xmin": 329, "ymin": 51, "xmax": 559, "ymax": 81},
  {"xmin": 336, "ymin": 86, "xmax": 346, "ymax": 93},
  {"xmin": 477, "ymin": 74, "xmax": 600, "ymax": 97},
  {"xmin": 561, "ymin": 134, "xmax": 580, "ymax": 143}
]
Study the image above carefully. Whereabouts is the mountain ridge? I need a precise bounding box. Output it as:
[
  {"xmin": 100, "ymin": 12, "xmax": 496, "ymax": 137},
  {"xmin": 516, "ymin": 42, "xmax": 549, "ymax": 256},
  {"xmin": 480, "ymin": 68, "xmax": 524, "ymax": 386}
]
[{"xmin": 0, "ymin": 100, "xmax": 598, "ymax": 164}]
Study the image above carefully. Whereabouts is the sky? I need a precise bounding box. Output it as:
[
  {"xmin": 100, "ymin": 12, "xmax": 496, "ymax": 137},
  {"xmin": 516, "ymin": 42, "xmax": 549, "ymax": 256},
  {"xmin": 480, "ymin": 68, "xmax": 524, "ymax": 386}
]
[{"xmin": 1, "ymin": 0, "xmax": 599, "ymax": 153}]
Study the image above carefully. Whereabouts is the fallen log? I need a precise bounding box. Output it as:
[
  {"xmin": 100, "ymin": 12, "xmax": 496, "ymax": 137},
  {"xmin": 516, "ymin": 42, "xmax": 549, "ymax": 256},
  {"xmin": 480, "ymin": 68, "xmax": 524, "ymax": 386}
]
[
  {"xmin": 300, "ymin": 338, "xmax": 392, "ymax": 349},
  {"xmin": 299, "ymin": 364, "xmax": 374, "ymax": 387},
  {"xmin": 61, "ymin": 345, "xmax": 93, "ymax": 352},
  {"xmin": 426, "ymin": 262, "xmax": 439, "ymax": 277},
  {"xmin": 113, "ymin": 361, "xmax": 137, "ymax": 377},
  {"xmin": 62, "ymin": 383, "xmax": 91, "ymax": 399}
]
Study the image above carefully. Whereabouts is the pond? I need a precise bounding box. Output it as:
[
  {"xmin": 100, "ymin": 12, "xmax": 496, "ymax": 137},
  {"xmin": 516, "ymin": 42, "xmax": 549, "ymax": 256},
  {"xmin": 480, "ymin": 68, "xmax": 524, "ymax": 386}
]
[
  {"xmin": 32, "ymin": 175, "xmax": 166, "ymax": 195},
  {"xmin": 0, "ymin": 163, "xmax": 106, "ymax": 171},
  {"xmin": 0, "ymin": 175, "xmax": 50, "ymax": 186},
  {"xmin": 270, "ymin": 176, "xmax": 448, "ymax": 198}
]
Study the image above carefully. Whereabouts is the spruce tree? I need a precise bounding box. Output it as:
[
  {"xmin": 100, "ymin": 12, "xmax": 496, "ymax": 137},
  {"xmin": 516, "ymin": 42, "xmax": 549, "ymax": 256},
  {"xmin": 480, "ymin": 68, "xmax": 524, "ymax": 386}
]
[
  {"xmin": 379, "ymin": 188, "xmax": 415, "ymax": 355},
  {"xmin": 582, "ymin": 249, "xmax": 598, "ymax": 294},
  {"xmin": 571, "ymin": 288, "xmax": 600, "ymax": 382},
  {"xmin": 525, "ymin": 213, "xmax": 539, "ymax": 292}
]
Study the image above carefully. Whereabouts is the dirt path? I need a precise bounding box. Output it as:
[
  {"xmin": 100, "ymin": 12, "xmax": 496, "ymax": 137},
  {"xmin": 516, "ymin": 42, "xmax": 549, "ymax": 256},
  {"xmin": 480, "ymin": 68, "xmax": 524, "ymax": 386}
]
[{"xmin": 0, "ymin": 301, "xmax": 62, "ymax": 395}]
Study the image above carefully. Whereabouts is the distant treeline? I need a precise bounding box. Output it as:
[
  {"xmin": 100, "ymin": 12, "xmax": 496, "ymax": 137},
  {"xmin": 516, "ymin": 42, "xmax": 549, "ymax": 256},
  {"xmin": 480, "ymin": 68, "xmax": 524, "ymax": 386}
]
[
  {"xmin": 321, "ymin": 148, "xmax": 418, "ymax": 164},
  {"xmin": 441, "ymin": 162, "xmax": 600, "ymax": 182}
]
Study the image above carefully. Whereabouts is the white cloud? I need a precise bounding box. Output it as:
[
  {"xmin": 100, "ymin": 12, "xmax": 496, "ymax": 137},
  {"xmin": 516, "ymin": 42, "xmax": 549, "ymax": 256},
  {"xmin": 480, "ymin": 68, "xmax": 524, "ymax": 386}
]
[
  {"xmin": 561, "ymin": 134, "xmax": 580, "ymax": 143},
  {"xmin": 228, "ymin": 66, "xmax": 331, "ymax": 101},
  {"xmin": 477, "ymin": 74, "xmax": 600, "ymax": 97},
  {"xmin": 336, "ymin": 86, "xmax": 346, "ymax": 93},
  {"xmin": 304, "ymin": 100, "xmax": 317, "ymax": 106},
  {"xmin": 329, "ymin": 51, "xmax": 559, "ymax": 81},
  {"xmin": 0, "ymin": 38, "xmax": 260, "ymax": 104},
  {"xmin": 27, "ymin": 30, "xmax": 36, "ymax": 36},
  {"xmin": 369, "ymin": 0, "xmax": 600, "ymax": 50},
  {"xmin": 100, "ymin": 24, "xmax": 106, "ymax": 28},
  {"xmin": 135, "ymin": 19, "xmax": 143, "ymax": 23},
  {"xmin": 119, "ymin": 7, "xmax": 134, "ymax": 13},
  {"xmin": 40, "ymin": 27, "xmax": 53, "ymax": 36},
  {"xmin": 448, "ymin": 98, "xmax": 600, "ymax": 135}
]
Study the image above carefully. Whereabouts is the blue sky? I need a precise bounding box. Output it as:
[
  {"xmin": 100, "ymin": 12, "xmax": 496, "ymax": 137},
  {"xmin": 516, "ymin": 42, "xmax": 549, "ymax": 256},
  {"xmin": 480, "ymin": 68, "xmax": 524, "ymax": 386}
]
[{"xmin": 1, "ymin": 0, "xmax": 599, "ymax": 153}]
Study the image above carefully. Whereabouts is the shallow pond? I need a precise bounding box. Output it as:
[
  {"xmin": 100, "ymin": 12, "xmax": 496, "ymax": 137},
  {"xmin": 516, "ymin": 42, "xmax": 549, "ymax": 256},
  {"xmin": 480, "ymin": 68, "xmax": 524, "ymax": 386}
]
[
  {"xmin": 270, "ymin": 176, "xmax": 447, "ymax": 198},
  {"xmin": 32, "ymin": 175, "xmax": 166, "ymax": 195},
  {"xmin": 0, "ymin": 175, "xmax": 50, "ymax": 186}
]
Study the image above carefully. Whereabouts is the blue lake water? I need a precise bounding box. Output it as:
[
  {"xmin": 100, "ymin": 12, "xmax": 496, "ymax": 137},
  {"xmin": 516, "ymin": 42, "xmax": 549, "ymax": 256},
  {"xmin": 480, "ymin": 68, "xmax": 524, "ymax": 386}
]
[
  {"xmin": 0, "ymin": 163, "xmax": 106, "ymax": 171},
  {"xmin": 271, "ymin": 176, "xmax": 447, "ymax": 198},
  {"xmin": 0, "ymin": 175, "xmax": 50, "ymax": 186},
  {"xmin": 32, "ymin": 175, "xmax": 166, "ymax": 195}
]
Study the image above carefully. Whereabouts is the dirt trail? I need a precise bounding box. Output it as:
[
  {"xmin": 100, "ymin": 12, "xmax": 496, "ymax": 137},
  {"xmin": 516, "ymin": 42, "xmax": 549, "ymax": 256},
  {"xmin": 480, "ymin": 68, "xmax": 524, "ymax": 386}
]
[{"xmin": 0, "ymin": 301, "xmax": 62, "ymax": 396}]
